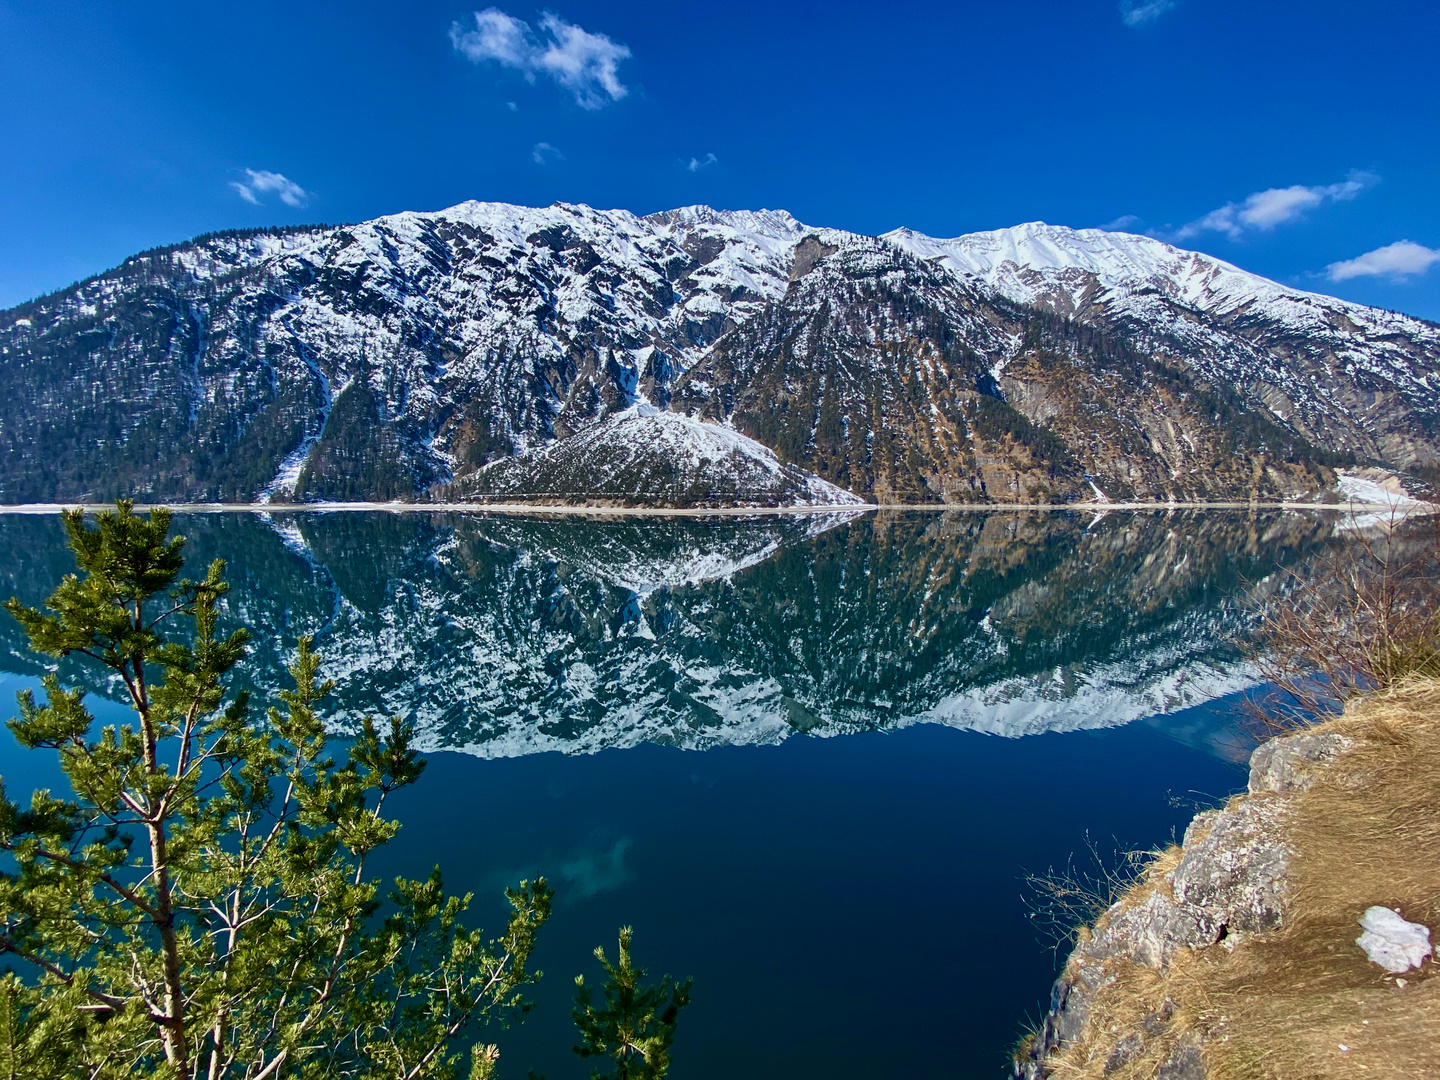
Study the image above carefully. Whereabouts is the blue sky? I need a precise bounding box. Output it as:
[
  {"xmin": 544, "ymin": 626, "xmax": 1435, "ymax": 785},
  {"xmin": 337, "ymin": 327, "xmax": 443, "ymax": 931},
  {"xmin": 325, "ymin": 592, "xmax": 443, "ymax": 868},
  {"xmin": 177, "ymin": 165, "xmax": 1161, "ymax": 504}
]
[{"xmin": 3, "ymin": 0, "xmax": 1438, "ymax": 318}]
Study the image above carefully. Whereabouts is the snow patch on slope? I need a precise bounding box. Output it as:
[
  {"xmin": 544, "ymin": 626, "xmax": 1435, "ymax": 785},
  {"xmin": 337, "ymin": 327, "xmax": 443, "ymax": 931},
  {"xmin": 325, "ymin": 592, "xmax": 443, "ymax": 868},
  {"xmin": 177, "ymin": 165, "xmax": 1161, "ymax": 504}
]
[
  {"xmin": 1335, "ymin": 469, "xmax": 1427, "ymax": 509},
  {"xmin": 467, "ymin": 406, "xmax": 866, "ymax": 507},
  {"xmin": 886, "ymin": 221, "xmax": 1313, "ymax": 314},
  {"xmin": 1332, "ymin": 468, "xmax": 1434, "ymax": 530}
]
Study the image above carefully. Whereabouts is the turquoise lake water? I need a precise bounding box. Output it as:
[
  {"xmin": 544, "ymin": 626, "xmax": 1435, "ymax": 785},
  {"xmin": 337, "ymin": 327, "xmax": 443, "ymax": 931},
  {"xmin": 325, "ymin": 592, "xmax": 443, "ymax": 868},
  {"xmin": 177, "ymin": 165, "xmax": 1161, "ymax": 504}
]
[{"xmin": 0, "ymin": 509, "xmax": 1339, "ymax": 1077}]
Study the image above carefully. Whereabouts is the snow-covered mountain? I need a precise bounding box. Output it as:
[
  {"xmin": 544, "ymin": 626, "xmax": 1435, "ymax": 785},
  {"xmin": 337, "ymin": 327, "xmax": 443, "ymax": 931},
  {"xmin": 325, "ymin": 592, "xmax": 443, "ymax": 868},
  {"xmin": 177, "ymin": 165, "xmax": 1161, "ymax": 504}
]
[
  {"xmin": 457, "ymin": 404, "xmax": 864, "ymax": 507},
  {"xmin": 2, "ymin": 203, "xmax": 1437, "ymax": 505},
  {"xmin": 886, "ymin": 222, "xmax": 1440, "ymax": 468}
]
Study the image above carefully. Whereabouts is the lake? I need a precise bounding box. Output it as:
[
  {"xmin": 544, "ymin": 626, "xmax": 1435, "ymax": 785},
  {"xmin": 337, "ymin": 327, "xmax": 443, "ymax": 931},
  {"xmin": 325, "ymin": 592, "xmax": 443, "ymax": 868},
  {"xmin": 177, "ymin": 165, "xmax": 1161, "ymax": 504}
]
[{"xmin": 0, "ymin": 508, "xmax": 1339, "ymax": 1077}]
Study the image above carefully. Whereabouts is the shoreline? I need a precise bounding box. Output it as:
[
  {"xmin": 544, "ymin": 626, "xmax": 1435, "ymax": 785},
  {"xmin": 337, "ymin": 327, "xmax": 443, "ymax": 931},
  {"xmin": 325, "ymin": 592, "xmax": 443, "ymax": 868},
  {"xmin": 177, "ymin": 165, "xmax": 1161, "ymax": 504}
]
[
  {"xmin": 0, "ymin": 500, "xmax": 1431, "ymax": 517},
  {"xmin": 1016, "ymin": 680, "xmax": 1440, "ymax": 1078}
]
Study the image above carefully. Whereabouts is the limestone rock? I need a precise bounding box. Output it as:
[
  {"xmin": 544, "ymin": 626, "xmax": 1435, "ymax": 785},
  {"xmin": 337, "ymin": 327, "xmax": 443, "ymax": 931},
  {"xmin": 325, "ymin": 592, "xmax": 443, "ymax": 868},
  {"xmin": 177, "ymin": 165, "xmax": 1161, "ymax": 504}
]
[
  {"xmin": 1082, "ymin": 795, "xmax": 1290, "ymax": 972},
  {"xmin": 1248, "ymin": 730, "xmax": 1352, "ymax": 794}
]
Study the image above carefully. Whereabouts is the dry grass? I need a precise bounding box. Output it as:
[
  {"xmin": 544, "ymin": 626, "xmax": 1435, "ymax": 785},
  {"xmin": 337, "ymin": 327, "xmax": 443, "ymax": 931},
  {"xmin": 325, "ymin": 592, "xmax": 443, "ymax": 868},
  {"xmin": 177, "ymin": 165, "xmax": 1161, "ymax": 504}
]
[
  {"xmin": 1197, "ymin": 679, "xmax": 1440, "ymax": 1078},
  {"xmin": 1040, "ymin": 678, "xmax": 1440, "ymax": 1080},
  {"xmin": 1023, "ymin": 838, "xmax": 1185, "ymax": 956}
]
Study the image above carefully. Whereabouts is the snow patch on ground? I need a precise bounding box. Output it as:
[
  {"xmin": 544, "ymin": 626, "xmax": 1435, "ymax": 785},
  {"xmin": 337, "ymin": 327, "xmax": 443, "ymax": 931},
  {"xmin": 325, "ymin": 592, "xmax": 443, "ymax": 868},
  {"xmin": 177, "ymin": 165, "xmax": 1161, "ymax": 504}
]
[
  {"xmin": 1333, "ymin": 469, "xmax": 1433, "ymax": 530},
  {"xmin": 1356, "ymin": 907, "xmax": 1433, "ymax": 973}
]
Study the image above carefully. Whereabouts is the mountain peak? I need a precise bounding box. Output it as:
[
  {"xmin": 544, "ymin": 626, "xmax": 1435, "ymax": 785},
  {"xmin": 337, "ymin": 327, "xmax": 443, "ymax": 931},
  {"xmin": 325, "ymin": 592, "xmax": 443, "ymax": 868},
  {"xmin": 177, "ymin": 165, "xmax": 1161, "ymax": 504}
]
[
  {"xmin": 883, "ymin": 218, "xmax": 1305, "ymax": 317},
  {"xmin": 642, "ymin": 205, "xmax": 808, "ymax": 238}
]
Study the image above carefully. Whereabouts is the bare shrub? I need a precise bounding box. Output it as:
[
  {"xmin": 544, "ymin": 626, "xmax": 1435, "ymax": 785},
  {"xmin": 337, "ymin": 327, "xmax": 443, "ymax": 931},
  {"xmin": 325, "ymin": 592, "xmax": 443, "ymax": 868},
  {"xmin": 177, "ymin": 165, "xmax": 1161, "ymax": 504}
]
[
  {"xmin": 1249, "ymin": 508, "xmax": 1440, "ymax": 729},
  {"xmin": 1021, "ymin": 834, "xmax": 1178, "ymax": 954}
]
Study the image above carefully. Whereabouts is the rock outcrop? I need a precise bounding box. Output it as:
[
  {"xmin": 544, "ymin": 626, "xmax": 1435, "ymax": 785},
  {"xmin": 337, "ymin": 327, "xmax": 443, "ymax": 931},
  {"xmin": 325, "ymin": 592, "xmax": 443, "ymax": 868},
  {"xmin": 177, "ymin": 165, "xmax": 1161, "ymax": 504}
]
[
  {"xmin": 1016, "ymin": 728, "xmax": 1355, "ymax": 1079},
  {"xmin": 1017, "ymin": 679, "xmax": 1440, "ymax": 1080}
]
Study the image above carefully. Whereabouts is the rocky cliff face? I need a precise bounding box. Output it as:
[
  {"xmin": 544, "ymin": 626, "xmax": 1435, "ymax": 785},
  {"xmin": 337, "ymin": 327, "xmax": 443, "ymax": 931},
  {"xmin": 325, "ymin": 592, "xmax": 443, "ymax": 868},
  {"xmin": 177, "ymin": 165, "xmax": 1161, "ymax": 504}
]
[{"xmin": 2, "ymin": 204, "xmax": 1437, "ymax": 505}]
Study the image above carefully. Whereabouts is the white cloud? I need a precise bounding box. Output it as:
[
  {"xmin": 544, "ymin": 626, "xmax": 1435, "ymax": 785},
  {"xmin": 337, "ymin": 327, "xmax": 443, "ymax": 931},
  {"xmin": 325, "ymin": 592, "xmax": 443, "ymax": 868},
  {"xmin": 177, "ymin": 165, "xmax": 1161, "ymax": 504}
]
[
  {"xmin": 450, "ymin": 8, "xmax": 631, "ymax": 110},
  {"xmin": 532, "ymin": 141, "xmax": 563, "ymax": 164},
  {"xmin": 230, "ymin": 169, "xmax": 309, "ymax": 208},
  {"xmin": 1177, "ymin": 172, "xmax": 1377, "ymax": 240},
  {"xmin": 1120, "ymin": 0, "xmax": 1177, "ymax": 27},
  {"xmin": 1327, "ymin": 240, "xmax": 1440, "ymax": 282},
  {"xmin": 687, "ymin": 152, "xmax": 718, "ymax": 172}
]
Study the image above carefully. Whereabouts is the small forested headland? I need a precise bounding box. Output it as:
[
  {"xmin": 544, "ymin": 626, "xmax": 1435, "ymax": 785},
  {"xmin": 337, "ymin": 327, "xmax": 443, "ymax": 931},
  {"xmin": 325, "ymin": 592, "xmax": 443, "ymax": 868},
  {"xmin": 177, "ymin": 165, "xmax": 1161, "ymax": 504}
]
[
  {"xmin": 0, "ymin": 503, "xmax": 689, "ymax": 1079},
  {"xmin": 1016, "ymin": 516, "xmax": 1440, "ymax": 1080}
]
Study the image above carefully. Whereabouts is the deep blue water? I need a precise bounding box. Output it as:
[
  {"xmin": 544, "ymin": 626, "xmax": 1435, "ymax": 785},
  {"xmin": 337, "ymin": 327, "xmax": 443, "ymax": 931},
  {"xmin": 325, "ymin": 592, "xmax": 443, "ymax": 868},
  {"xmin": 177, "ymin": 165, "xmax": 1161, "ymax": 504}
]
[
  {"xmin": 0, "ymin": 675, "xmax": 1248, "ymax": 1078},
  {"xmin": 0, "ymin": 509, "xmax": 1331, "ymax": 1078},
  {"xmin": 375, "ymin": 710, "xmax": 1247, "ymax": 1080}
]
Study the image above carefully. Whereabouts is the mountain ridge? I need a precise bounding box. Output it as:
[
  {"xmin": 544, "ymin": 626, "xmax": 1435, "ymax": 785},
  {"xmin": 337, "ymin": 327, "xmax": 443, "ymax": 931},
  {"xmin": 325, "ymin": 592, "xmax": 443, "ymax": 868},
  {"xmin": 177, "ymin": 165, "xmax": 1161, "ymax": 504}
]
[{"xmin": 2, "ymin": 201, "xmax": 1437, "ymax": 505}]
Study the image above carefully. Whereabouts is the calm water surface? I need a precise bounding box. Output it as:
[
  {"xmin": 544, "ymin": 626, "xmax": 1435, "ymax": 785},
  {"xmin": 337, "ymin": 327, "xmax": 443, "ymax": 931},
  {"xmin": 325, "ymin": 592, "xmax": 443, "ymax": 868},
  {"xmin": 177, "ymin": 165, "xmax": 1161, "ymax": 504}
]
[{"xmin": 0, "ymin": 509, "xmax": 1340, "ymax": 1078}]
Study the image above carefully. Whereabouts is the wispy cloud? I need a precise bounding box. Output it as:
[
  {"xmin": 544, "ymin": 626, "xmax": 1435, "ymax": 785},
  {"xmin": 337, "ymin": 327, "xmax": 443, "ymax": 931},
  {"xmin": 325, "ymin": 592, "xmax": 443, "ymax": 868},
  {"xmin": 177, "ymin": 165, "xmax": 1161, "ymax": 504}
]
[
  {"xmin": 230, "ymin": 169, "xmax": 309, "ymax": 208},
  {"xmin": 450, "ymin": 8, "xmax": 631, "ymax": 110},
  {"xmin": 686, "ymin": 152, "xmax": 717, "ymax": 172},
  {"xmin": 1327, "ymin": 240, "xmax": 1440, "ymax": 282},
  {"xmin": 532, "ymin": 141, "xmax": 563, "ymax": 164},
  {"xmin": 1176, "ymin": 172, "xmax": 1378, "ymax": 240},
  {"xmin": 1100, "ymin": 213, "xmax": 1141, "ymax": 232},
  {"xmin": 1120, "ymin": 0, "xmax": 1177, "ymax": 27}
]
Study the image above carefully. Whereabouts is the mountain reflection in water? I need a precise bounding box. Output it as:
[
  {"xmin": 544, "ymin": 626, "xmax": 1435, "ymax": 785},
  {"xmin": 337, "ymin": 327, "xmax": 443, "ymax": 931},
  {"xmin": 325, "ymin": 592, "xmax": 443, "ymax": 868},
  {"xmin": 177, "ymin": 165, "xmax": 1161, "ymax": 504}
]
[{"xmin": 0, "ymin": 509, "xmax": 1334, "ymax": 755}]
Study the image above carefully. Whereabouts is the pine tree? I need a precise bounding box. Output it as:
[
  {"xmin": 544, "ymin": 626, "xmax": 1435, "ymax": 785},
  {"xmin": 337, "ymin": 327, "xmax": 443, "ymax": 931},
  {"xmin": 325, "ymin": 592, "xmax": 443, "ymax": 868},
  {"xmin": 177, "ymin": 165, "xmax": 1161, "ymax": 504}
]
[
  {"xmin": 0, "ymin": 501, "xmax": 551, "ymax": 1079},
  {"xmin": 571, "ymin": 928, "xmax": 691, "ymax": 1080}
]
